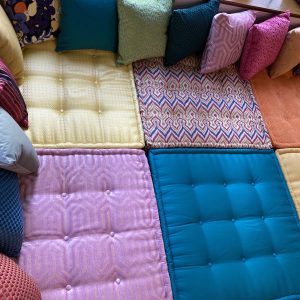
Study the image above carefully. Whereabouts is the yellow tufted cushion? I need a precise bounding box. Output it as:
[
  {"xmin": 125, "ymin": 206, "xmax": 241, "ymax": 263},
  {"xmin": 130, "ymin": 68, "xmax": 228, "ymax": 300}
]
[
  {"xmin": 276, "ymin": 149, "xmax": 300, "ymax": 218},
  {"xmin": 20, "ymin": 41, "xmax": 144, "ymax": 148}
]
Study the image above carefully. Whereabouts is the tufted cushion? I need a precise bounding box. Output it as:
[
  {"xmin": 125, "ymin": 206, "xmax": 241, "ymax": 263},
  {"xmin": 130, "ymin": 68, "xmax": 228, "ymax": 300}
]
[
  {"xmin": 148, "ymin": 148, "xmax": 300, "ymax": 300},
  {"xmin": 165, "ymin": 0, "xmax": 220, "ymax": 66},
  {"xmin": 251, "ymin": 69, "xmax": 300, "ymax": 148},
  {"xmin": 133, "ymin": 56, "xmax": 271, "ymax": 149},
  {"xmin": 239, "ymin": 12, "xmax": 290, "ymax": 80},
  {"xmin": 0, "ymin": 5, "xmax": 23, "ymax": 85},
  {"xmin": 117, "ymin": 0, "xmax": 172, "ymax": 65},
  {"xmin": 201, "ymin": 11, "xmax": 256, "ymax": 74},
  {"xmin": 0, "ymin": 168, "xmax": 23, "ymax": 258},
  {"xmin": 3, "ymin": 0, "xmax": 60, "ymax": 47},
  {"xmin": 270, "ymin": 28, "xmax": 300, "ymax": 79},
  {"xmin": 56, "ymin": 0, "xmax": 117, "ymax": 52},
  {"xmin": 0, "ymin": 254, "xmax": 41, "ymax": 299},
  {"xmin": 0, "ymin": 108, "xmax": 39, "ymax": 175},
  {"xmin": 20, "ymin": 40, "xmax": 144, "ymax": 148},
  {"xmin": 276, "ymin": 149, "xmax": 300, "ymax": 218},
  {"xmin": 0, "ymin": 59, "xmax": 28, "ymax": 128},
  {"xmin": 19, "ymin": 149, "xmax": 172, "ymax": 300}
]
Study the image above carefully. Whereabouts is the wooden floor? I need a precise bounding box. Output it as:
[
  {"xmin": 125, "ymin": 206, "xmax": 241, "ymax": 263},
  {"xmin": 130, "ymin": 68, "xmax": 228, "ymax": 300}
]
[{"xmin": 222, "ymin": 0, "xmax": 300, "ymax": 17}]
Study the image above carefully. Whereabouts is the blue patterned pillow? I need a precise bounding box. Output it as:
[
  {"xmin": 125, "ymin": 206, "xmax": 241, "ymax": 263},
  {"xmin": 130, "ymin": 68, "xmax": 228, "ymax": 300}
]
[
  {"xmin": 3, "ymin": 0, "xmax": 60, "ymax": 47},
  {"xmin": 165, "ymin": 0, "xmax": 220, "ymax": 66},
  {"xmin": 0, "ymin": 169, "xmax": 23, "ymax": 258}
]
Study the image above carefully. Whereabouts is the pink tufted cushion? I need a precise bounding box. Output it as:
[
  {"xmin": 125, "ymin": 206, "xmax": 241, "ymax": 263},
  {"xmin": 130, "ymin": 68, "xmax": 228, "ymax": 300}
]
[
  {"xmin": 18, "ymin": 149, "xmax": 172, "ymax": 300},
  {"xmin": 239, "ymin": 12, "xmax": 290, "ymax": 80},
  {"xmin": 201, "ymin": 11, "xmax": 256, "ymax": 74}
]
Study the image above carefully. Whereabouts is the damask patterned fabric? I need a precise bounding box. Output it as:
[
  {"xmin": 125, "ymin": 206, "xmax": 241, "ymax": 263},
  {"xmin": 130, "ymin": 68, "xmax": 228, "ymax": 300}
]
[
  {"xmin": 239, "ymin": 12, "xmax": 290, "ymax": 80},
  {"xmin": 133, "ymin": 56, "xmax": 271, "ymax": 149},
  {"xmin": 201, "ymin": 11, "xmax": 256, "ymax": 74},
  {"xmin": 19, "ymin": 149, "xmax": 172, "ymax": 300},
  {"xmin": 3, "ymin": 0, "xmax": 60, "ymax": 47}
]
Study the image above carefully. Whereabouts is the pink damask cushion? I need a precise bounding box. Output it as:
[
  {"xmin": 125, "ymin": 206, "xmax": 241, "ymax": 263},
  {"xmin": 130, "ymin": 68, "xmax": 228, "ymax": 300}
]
[
  {"xmin": 201, "ymin": 11, "xmax": 256, "ymax": 74},
  {"xmin": 239, "ymin": 12, "xmax": 290, "ymax": 80}
]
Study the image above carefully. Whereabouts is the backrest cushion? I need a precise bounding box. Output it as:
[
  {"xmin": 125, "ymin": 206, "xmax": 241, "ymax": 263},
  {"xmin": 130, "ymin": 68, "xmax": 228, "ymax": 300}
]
[
  {"xmin": 0, "ymin": 59, "xmax": 28, "ymax": 128},
  {"xmin": 270, "ymin": 27, "xmax": 300, "ymax": 79},
  {"xmin": 0, "ymin": 254, "xmax": 41, "ymax": 299},
  {"xmin": 201, "ymin": 11, "xmax": 256, "ymax": 74},
  {"xmin": 0, "ymin": 5, "xmax": 23, "ymax": 85},
  {"xmin": 0, "ymin": 168, "xmax": 23, "ymax": 258},
  {"xmin": 165, "ymin": 0, "xmax": 220, "ymax": 66},
  {"xmin": 117, "ymin": 0, "xmax": 172, "ymax": 65},
  {"xmin": 0, "ymin": 108, "xmax": 39, "ymax": 175},
  {"xmin": 239, "ymin": 12, "xmax": 290, "ymax": 80},
  {"xmin": 56, "ymin": 0, "xmax": 117, "ymax": 52},
  {"xmin": 2, "ymin": 0, "xmax": 60, "ymax": 47}
]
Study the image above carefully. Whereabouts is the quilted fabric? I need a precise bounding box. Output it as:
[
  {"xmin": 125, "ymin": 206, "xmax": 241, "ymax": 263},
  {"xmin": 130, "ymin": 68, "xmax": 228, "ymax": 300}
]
[
  {"xmin": 165, "ymin": 0, "xmax": 220, "ymax": 66},
  {"xmin": 0, "ymin": 254, "xmax": 41, "ymax": 299},
  {"xmin": 19, "ymin": 149, "xmax": 172, "ymax": 300},
  {"xmin": 56, "ymin": 0, "xmax": 117, "ymax": 52},
  {"xmin": 148, "ymin": 148, "xmax": 300, "ymax": 300},
  {"xmin": 0, "ymin": 59, "xmax": 28, "ymax": 128},
  {"xmin": 239, "ymin": 12, "xmax": 290, "ymax": 80},
  {"xmin": 201, "ymin": 11, "xmax": 256, "ymax": 74},
  {"xmin": 251, "ymin": 69, "xmax": 300, "ymax": 148},
  {"xmin": 3, "ymin": 0, "xmax": 60, "ymax": 47},
  {"xmin": 276, "ymin": 149, "xmax": 300, "ymax": 218},
  {"xmin": 117, "ymin": 0, "xmax": 172, "ymax": 65},
  {"xmin": 0, "ymin": 169, "xmax": 23, "ymax": 258},
  {"xmin": 20, "ymin": 40, "xmax": 144, "ymax": 148},
  {"xmin": 270, "ymin": 28, "xmax": 300, "ymax": 79},
  {"xmin": 133, "ymin": 56, "xmax": 271, "ymax": 149}
]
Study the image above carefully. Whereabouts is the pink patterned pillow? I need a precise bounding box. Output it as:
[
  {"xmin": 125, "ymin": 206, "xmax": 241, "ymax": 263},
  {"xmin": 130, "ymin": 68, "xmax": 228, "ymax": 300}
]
[
  {"xmin": 239, "ymin": 12, "xmax": 290, "ymax": 80},
  {"xmin": 201, "ymin": 11, "xmax": 256, "ymax": 74}
]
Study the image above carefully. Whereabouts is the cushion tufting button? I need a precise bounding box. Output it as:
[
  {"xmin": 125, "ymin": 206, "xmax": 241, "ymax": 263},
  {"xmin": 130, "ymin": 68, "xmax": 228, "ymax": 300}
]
[
  {"xmin": 199, "ymin": 221, "xmax": 202, "ymax": 225},
  {"xmin": 64, "ymin": 236, "xmax": 69, "ymax": 241},
  {"xmin": 115, "ymin": 278, "xmax": 121, "ymax": 284},
  {"xmin": 191, "ymin": 184, "xmax": 195, "ymax": 188},
  {"xmin": 232, "ymin": 218, "xmax": 235, "ymax": 222},
  {"xmin": 110, "ymin": 231, "xmax": 115, "ymax": 237},
  {"xmin": 60, "ymin": 109, "xmax": 64, "ymax": 113},
  {"xmin": 208, "ymin": 262, "xmax": 212, "ymax": 267},
  {"xmin": 105, "ymin": 190, "xmax": 111, "ymax": 195},
  {"xmin": 59, "ymin": 78, "xmax": 63, "ymax": 82},
  {"xmin": 94, "ymin": 81, "xmax": 98, "ymax": 85},
  {"xmin": 242, "ymin": 258, "xmax": 246, "ymax": 263},
  {"xmin": 98, "ymin": 110, "xmax": 101, "ymax": 114},
  {"xmin": 66, "ymin": 285, "xmax": 72, "ymax": 291},
  {"xmin": 62, "ymin": 193, "xmax": 67, "ymax": 197},
  {"xmin": 223, "ymin": 183, "xmax": 227, "ymax": 187},
  {"xmin": 261, "ymin": 216, "xmax": 265, "ymax": 220},
  {"xmin": 273, "ymin": 253, "xmax": 277, "ymax": 256}
]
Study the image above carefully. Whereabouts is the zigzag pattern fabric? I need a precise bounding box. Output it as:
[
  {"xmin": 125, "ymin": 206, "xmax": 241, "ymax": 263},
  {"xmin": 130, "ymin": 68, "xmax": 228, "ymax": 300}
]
[{"xmin": 133, "ymin": 56, "xmax": 272, "ymax": 149}]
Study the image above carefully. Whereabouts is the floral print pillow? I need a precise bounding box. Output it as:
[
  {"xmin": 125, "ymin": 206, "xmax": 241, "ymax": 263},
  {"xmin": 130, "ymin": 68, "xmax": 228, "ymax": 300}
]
[{"xmin": 3, "ymin": 0, "xmax": 60, "ymax": 46}]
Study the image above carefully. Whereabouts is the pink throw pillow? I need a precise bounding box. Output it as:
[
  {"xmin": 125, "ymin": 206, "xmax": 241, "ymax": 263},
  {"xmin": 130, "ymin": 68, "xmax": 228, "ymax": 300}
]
[
  {"xmin": 239, "ymin": 12, "xmax": 290, "ymax": 80},
  {"xmin": 201, "ymin": 11, "xmax": 256, "ymax": 74}
]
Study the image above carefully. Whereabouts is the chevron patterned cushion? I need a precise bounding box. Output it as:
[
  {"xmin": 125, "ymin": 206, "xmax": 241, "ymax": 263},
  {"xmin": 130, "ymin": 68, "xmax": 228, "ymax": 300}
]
[
  {"xmin": 0, "ymin": 169, "xmax": 23, "ymax": 258},
  {"xmin": 133, "ymin": 56, "xmax": 272, "ymax": 149},
  {"xmin": 165, "ymin": 0, "xmax": 220, "ymax": 66},
  {"xmin": 201, "ymin": 11, "xmax": 256, "ymax": 74},
  {"xmin": 239, "ymin": 12, "xmax": 290, "ymax": 80}
]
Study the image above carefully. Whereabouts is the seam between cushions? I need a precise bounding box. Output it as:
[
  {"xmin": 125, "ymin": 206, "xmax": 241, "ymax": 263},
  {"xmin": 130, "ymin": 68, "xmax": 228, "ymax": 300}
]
[{"xmin": 148, "ymin": 152, "xmax": 179, "ymax": 300}]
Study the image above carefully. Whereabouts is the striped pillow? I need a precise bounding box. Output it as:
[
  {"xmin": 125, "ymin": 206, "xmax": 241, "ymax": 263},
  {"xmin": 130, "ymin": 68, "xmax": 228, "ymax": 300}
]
[{"xmin": 0, "ymin": 59, "xmax": 28, "ymax": 128}]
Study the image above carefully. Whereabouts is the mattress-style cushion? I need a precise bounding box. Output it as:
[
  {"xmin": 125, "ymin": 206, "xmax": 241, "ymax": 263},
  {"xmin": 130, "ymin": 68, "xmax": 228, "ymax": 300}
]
[
  {"xmin": 133, "ymin": 56, "xmax": 271, "ymax": 149},
  {"xmin": 0, "ymin": 168, "xmax": 23, "ymax": 258},
  {"xmin": 276, "ymin": 149, "xmax": 300, "ymax": 218},
  {"xmin": 0, "ymin": 59, "xmax": 28, "ymax": 128},
  {"xmin": 117, "ymin": 0, "xmax": 172, "ymax": 65},
  {"xmin": 239, "ymin": 12, "xmax": 290, "ymax": 80},
  {"xmin": 201, "ymin": 11, "xmax": 256, "ymax": 74},
  {"xmin": 0, "ymin": 254, "xmax": 41, "ymax": 300},
  {"xmin": 3, "ymin": 0, "xmax": 60, "ymax": 47},
  {"xmin": 250, "ymin": 69, "xmax": 300, "ymax": 148},
  {"xmin": 165, "ymin": 0, "xmax": 220, "ymax": 66},
  {"xmin": 56, "ymin": 0, "xmax": 117, "ymax": 52},
  {"xmin": 21, "ymin": 40, "xmax": 144, "ymax": 148},
  {"xmin": 270, "ymin": 28, "xmax": 300, "ymax": 79},
  {"xmin": 0, "ymin": 5, "xmax": 23, "ymax": 85},
  {"xmin": 0, "ymin": 108, "xmax": 39, "ymax": 175},
  {"xmin": 148, "ymin": 148, "xmax": 300, "ymax": 300},
  {"xmin": 19, "ymin": 149, "xmax": 172, "ymax": 300}
]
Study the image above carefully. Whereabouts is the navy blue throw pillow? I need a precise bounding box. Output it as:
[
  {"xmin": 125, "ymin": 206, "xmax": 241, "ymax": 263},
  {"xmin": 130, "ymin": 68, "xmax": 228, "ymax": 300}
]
[
  {"xmin": 165, "ymin": 0, "xmax": 220, "ymax": 66},
  {"xmin": 0, "ymin": 169, "xmax": 23, "ymax": 258}
]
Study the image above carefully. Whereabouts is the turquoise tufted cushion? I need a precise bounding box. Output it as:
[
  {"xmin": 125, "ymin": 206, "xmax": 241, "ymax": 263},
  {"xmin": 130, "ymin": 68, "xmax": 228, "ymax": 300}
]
[{"xmin": 149, "ymin": 148, "xmax": 300, "ymax": 300}]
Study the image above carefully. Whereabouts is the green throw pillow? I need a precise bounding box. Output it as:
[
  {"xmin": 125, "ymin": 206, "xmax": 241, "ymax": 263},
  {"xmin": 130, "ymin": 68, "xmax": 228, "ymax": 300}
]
[{"xmin": 117, "ymin": 0, "xmax": 172, "ymax": 65}]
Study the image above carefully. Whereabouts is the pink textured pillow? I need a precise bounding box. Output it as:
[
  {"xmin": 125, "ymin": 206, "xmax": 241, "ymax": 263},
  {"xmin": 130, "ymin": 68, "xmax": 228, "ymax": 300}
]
[
  {"xmin": 201, "ymin": 11, "xmax": 256, "ymax": 74},
  {"xmin": 239, "ymin": 12, "xmax": 290, "ymax": 80}
]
